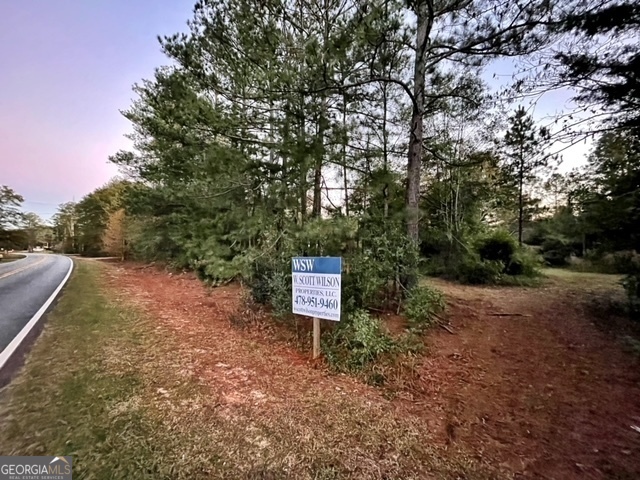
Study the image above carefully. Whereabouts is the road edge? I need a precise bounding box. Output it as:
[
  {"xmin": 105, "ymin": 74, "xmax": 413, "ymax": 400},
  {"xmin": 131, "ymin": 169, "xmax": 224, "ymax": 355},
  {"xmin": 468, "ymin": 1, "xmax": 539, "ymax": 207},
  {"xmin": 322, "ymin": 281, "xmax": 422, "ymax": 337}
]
[{"xmin": 0, "ymin": 256, "xmax": 74, "ymax": 374}]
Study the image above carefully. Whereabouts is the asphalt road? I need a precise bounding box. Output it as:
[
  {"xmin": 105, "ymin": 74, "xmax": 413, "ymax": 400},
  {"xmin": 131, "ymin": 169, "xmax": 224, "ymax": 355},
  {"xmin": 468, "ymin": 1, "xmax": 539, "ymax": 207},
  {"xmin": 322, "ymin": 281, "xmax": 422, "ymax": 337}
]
[{"xmin": 0, "ymin": 253, "xmax": 73, "ymax": 358}]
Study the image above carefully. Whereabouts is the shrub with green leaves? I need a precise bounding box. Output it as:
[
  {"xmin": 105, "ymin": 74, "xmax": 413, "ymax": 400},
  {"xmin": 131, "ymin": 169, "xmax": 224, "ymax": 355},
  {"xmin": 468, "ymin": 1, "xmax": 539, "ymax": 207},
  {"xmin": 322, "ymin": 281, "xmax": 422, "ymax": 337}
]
[
  {"xmin": 455, "ymin": 256, "xmax": 504, "ymax": 284},
  {"xmin": 603, "ymin": 251, "xmax": 640, "ymax": 274},
  {"xmin": 267, "ymin": 270, "xmax": 292, "ymax": 318},
  {"xmin": 507, "ymin": 248, "xmax": 542, "ymax": 277},
  {"xmin": 540, "ymin": 236, "xmax": 574, "ymax": 266},
  {"xmin": 323, "ymin": 310, "xmax": 396, "ymax": 373},
  {"xmin": 442, "ymin": 230, "xmax": 542, "ymax": 284},
  {"xmin": 247, "ymin": 219, "xmax": 418, "ymax": 318},
  {"xmin": 621, "ymin": 272, "xmax": 640, "ymax": 319},
  {"xmin": 246, "ymin": 253, "xmax": 292, "ymax": 318},
  {"xmin": 404, "ymin": 285, "xmax": 446, "ymax": 332},
  {"xmin": 476, "ymin": 230, "xmax": 518, "ymax": 266},
  {"xmin": 342, "ymin": 229, "xmax": 418, "ymax": 312},
  {"xmin": 342, "ymin": 253, "xmax": 387, "ymax": 312}
]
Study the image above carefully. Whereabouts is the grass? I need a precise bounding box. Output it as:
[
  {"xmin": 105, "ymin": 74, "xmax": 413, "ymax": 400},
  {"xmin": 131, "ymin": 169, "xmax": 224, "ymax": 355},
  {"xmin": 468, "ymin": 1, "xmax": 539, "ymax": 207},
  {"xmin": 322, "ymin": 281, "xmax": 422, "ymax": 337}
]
[
  {"xmin": 542, "ymin": 267, "xmax": 624, "ymax": 290},
  {"xmin": 0, "ymin": 260, "xmax": 239, "ymax": 478},
  {"xmin": 0, "ymin": 253, "xmax": 26, "ymax": 263},
  {"xmin": 495, "ymin": 274, "xmax": 544, "ymax": 287},
  {"xmin": 0, "ymin": 260, "xmax": 491, "ymax": 479},
  {"xmin": 0, "ymin": 260, "xmax": 200, "ymax": 478}
]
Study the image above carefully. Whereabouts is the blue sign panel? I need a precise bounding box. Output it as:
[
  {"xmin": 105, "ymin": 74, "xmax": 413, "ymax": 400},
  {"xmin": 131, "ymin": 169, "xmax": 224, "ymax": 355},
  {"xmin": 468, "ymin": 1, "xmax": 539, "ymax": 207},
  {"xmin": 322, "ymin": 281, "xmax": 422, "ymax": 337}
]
[
  {"xmin": 291, "ymin": 257, "xmax": 341, "ymax": 274},
  {"xmin": 291, "ymin": 257, "xmax": 342, "ymax": 321}
]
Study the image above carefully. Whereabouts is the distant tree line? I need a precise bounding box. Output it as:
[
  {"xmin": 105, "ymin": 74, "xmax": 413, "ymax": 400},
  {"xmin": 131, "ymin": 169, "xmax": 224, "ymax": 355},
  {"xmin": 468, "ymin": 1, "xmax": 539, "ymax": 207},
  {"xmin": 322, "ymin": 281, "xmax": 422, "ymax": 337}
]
[
  {"xmin": 49, "ymin": 180, "xmax": 129, "ymax": 258},
  {"xmin": 0, "ymin": 185, "xmax": 52, "ymax": 252}
]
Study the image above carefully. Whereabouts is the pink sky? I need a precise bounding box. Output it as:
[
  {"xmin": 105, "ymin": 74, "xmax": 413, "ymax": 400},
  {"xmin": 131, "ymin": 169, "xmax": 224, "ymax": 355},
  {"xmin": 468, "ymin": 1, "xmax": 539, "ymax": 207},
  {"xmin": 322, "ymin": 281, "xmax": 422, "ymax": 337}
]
[{"xmin": 0, "ymin": 0, "xmax": 193, "ymax": 219}]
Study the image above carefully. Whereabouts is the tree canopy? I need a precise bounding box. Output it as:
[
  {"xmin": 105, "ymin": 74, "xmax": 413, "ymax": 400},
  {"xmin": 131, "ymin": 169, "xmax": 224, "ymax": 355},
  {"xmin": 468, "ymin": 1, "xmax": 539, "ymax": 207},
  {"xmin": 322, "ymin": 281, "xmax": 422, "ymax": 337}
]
[{"xmin": 44, "ymin": 0, "xmax": 639, "ymax": 317}]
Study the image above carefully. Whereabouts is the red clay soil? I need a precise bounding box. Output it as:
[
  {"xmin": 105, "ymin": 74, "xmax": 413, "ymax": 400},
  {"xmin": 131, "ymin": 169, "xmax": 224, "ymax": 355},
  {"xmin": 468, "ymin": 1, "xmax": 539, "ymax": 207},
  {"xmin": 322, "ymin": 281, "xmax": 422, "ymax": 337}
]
[
  {"xmin": 104, "ymin": 262, "xmax": 640, "ymax": 479},
  {"xmin": 417, "ymin": 278, "xmax": 640, "ymax": 479}
]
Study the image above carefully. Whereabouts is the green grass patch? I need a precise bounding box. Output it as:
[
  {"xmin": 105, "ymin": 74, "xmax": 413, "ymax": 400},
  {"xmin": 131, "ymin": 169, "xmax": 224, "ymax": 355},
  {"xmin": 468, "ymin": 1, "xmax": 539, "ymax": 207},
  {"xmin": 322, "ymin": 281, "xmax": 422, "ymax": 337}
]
[
  {"xmin": 0, "ymin": 261, "xmax": 215, "ymax": 478},
  {"xmin": 542, "ymin": 267, "xmax": 624, "ymax": 290},
  {"xmin": 495, "ymin": 273, "xmax": 544, "ymax": 287}
]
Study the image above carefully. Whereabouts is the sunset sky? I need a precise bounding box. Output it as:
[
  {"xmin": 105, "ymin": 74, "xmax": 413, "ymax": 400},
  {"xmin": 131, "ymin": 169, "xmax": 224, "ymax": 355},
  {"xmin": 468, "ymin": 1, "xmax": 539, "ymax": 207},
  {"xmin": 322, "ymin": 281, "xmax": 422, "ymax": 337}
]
[
  {"xmin": 0, "ymin": 0, "xmax": 193, "ymax": 219},
  {"xmin": 1, "ymin": 1, "xmax": 589, "ymax": 221}
]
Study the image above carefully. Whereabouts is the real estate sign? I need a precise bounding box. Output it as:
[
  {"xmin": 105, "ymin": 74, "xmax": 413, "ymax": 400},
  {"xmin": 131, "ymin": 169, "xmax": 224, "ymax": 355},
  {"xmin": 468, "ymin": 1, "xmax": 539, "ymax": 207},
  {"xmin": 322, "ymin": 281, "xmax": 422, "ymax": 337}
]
[{"xmin": 291, "ymin": 257, "xmax": 341, "ymax": 321}]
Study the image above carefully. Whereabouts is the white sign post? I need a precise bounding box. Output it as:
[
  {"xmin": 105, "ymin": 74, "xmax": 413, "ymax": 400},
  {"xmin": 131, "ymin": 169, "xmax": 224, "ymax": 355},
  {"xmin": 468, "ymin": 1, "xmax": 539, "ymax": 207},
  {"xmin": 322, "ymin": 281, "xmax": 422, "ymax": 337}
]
[{"xmin": 291, "ymin": 257, "xmax": 341, "ymax": 358}]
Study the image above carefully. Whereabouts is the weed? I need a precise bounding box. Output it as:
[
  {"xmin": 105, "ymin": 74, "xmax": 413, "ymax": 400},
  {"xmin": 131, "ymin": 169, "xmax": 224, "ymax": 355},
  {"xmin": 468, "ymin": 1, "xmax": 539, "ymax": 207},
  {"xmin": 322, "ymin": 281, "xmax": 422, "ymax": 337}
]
[
  {"xmin": 404, "ymin": 285, "xmax": 446, "ymax": 332},
  {"xmin": 323, "ymin": 310, "xmax": 396, "ymax": 373}
]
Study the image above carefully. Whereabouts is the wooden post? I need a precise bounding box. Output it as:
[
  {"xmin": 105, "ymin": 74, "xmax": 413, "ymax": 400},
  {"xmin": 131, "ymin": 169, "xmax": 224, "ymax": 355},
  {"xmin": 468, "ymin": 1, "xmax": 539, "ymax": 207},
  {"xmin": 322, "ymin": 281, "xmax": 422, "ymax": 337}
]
[{"xmin": 313, "ymin": 317, "xmax": 320, "ymax": 359}]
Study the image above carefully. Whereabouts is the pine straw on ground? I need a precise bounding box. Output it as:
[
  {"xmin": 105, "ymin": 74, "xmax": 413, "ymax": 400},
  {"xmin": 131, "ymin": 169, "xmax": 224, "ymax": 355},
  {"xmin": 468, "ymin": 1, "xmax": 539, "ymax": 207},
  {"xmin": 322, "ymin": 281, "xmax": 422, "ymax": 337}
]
[
  {"xmin": 0, "ymin": 261, "xmax": 490, "ymax": 480},
  {"xmin": 417, "ymin": 273, "xmax": 640, "ymax": 479},
  {"xmin": 102, "ymin": 263, "xmax": 491, "ymax": 479},
  {"xmin": 107, "ymin": 262, "xmax": 640, "ymax": 479}
]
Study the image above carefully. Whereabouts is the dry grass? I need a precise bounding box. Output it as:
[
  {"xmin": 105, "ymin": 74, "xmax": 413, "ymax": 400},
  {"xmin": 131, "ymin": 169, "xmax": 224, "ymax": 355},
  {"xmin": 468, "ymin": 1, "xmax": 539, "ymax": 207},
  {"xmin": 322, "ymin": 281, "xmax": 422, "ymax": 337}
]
[
  {"xmin": 0, "ymin": 253, "xmax": 26, "ymax": 263},
  {"xmin": 0, "ymin": 260, "xmax": 492, "ymax": 479}
]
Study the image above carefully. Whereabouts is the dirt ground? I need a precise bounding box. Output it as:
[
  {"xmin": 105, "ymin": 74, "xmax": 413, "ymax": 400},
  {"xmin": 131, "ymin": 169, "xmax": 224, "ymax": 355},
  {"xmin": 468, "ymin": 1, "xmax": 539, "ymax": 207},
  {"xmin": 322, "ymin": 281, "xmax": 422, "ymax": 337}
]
[
  {"xmin": 103, "ymin": 262, "xmax": 640, "ymax": 479},
  {"xmin": 418, "ymin": 273, "xmax": 640, "ymax": 479}
]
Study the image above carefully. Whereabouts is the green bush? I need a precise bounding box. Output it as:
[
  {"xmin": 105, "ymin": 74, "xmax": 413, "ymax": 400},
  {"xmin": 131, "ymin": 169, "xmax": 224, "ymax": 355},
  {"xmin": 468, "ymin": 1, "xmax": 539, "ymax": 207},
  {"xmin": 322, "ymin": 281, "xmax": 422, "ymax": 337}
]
[
  {"xmin": 191, "ymin": 255, "xmax": 243, "ymax": 286},
  {"xmin": 540, "ymin": 236, "xmax": 574, "ymax": 266},
  {"xmin": 247, "ymin": 255, "xmax": 284, "ymax": 304},
  {"xmin": 507, "ymin": 248, "xmax": 542, "ymax": 277},
  {"xmin": 246, "ymin": 219, "xmax": 420, "ymax": 320},
  {"xmin": 327, "ymin": 222, "xmax": 419, "ymax": 314},
  {"xmin": 621, "ymin": 272, "xmax": 640, "ymax": 319},
  {"xmin": 246, "ymin": 254, "xmax": 292, "ymax": 317},
  {"xmin": 604, "ymin": 251, "xmax": 640, "ymax": 274},
  {"xmin": 426, "ymin": 230, "xmax": 541, "ymax": 285},
  {"xmin": 421, "ymin": 255, "xmax": 448, "ymax": 277},
  {"xmin": 525, "ymin": 221, "xmax": 551, "ymax": 246},
  {"xmin": 455, "ymin": 256, "xmax": 504, "ymax": 284},
  {"xmin": 268, "ymin": 270, "xmax": 292, "ymax": 318},
  {"xmin": 404, "ymin": 285, "xmax": 446, "ymax": 332},
  {"xmin": 476, "ymin": 230, "xmax": 518, "ymax": 266},
  {"xmin": 323, "ymin": 310, "xmax": 396, "ymax": 372},
  {"xmin": 342, "ymin": 253, "xmax": 388, "ymax": 312},
  {"xmin": 247, "ymin": 262, "xmax": 272, "ymax": 305},
  {"xmin": 570, "ymin": 250, "xmax": 640, "ymax": 274},
  {"xmin": 541, "ymin": 249, "xmax": 569, "ymax": 267}
]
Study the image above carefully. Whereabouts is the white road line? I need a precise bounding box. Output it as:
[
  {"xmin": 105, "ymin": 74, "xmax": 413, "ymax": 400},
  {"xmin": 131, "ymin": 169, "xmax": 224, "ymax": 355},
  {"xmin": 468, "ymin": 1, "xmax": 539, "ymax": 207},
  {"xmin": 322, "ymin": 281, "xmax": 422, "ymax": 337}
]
[{"xmin": 0, "ymin": 256, "xmax": 74, "ymax": 371}]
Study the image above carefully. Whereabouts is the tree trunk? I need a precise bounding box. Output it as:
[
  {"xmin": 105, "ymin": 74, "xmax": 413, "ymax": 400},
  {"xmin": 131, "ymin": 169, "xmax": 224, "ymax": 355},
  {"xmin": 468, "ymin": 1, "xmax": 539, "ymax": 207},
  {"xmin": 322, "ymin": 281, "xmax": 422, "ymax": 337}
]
[
  {"xmin": 299, "ymin": 109, "xmax": 307, "ymax": 224},
  {"xmin": 518, "ymin": 183, "xmax": 524, "ymax": 245},
  {"xmin": 313, "ymin": 3, "xmax": 330, "ymax": 219},
  {"xmin": 296, "ymin": 5, "xmax": 307, "ymax": 226},
  {"xmin": 312, "ymin": 155, "xmax": 322, "ymax": 217},
  {"xmin": 406, "ymin": 109, "xmax": 423, "ymax": 246},
  {"xmin": 405, "ymin": 0, "xmax": 431, "ymax": 288},
  {"xmin": 364, "ymin": 135, "xmax": 372, "ymax": 212},
  {"xmin": 312, "ymin": 86, "xmax": 328, "ymax": 217},
  {"xmin": 518, "ymin": 151, "xmax": 524, "ymax": 246},
  {"xmin": 342, "ymin": 92, "xmax": 349, "ymax": 216},
  {"xmin": 312, "ymin": 108, "xmax": 326, "ymax": 218},
  {"xmin": 382, "ymin": 83, "xmax": 389, "ymax": 219}
]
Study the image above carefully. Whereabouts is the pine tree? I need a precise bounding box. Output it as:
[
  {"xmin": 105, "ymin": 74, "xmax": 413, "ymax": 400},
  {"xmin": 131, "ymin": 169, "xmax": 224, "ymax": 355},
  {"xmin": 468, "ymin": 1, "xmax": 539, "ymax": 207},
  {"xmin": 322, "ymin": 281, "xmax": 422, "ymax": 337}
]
[
  {"xmin": 554, "ymin": 0, "xmax": 640, "ymax": 134},
  {"xmin": 108, "ymin": 0, "xmax": 560, "ymax": 288},
  {"xmin": 503, "ymin": 107, "xmax": 550, "ymax": 245},
  {"xmin": 0, "ymin": 186, "xmax": 24, "ymax": 231}
]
